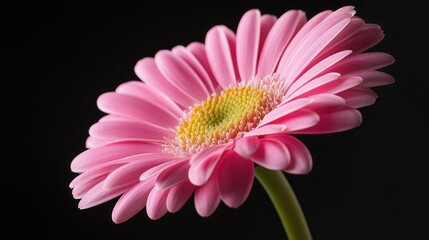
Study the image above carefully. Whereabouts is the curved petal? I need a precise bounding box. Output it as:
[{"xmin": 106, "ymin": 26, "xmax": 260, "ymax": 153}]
[
  {"xmin": 236, "ymin": 9, "xmax": 261, "ymax": 82},
  {"xmin": 97, "ymin": 92, "xmax": 178, "ymax": 128},
  {"xmin": 297, "ymin": 108, "xmax": 362, "ymax": 134},
  {"xmin": 187, "ymin": 42, "xmax": 219, "ymax": 89},
  {"xmin": 277, "ymin": 8, "xmax": 355, "ymax": 83},
  {"xmin": 306, "ymin": 93, "xmax": 346, "ymax": 112},
  {"xmin": 259, "ymin": 98, "xmax": 312, "ymax": 127},
  {"xmin": 146, "ymin": 187, "xmax": 169, "ymax": 220},
  {"xmin": 78, "ymin": 181, "xmax": 132, "ymax": 209},
  {"xmin": 205, "ymin": 26, "xmax": 236, "ymax": 88},
  {"xmin": 280, "ymin": 18, "xmax": 351, "ymax": 87},
  {"xmin": 274, "ymin": 135, "xmax": 312, "ymax": 174},
  {"xmin": 171, "ymin": 45, "xmax": 215, "ymax": 93},
  {"xmin": 156, "ymin": 160, "xmax": 190, "ymax": 189},
  {"xmin": 166, "ymin": 181, "xmax": 195, "ymax": 213},
  {"xmin": 98, "ymin": 114, "xmax": 137, "ymax": 123},
  {"xmin": 111, "ymin": 178, "xmax": 156, "ymax": 223},
  {"xmin": 155, "ymin": 50, "xmax": 210, "ymax": 101},
  {"xmin": 194, "ymin": 173, "xmax": 221, "ymax": 217},
  {"xmin": 250, "ymin": 138, "xmax": 290, "ymax": 170},
  {"xmin": 217, "ymin": 151, "xmax": 254, "ymax": 208},
  {"xmin": 139, "ymin": 160, "xmax": 180, "ymax": 181},
  {"xmin": 288, "ymin": 50, "xmax": 352, "ymax": 94},
  {"xmin": 134, "ymin": 57, "xmax": 194, "ymax": 108},
  {"xmin": 89, "ymin": 121, "xmax": 173, "ymax": 143},
  {"xmin": 275, "ymin": 10, "xmax": 333, "ymax": 74},
  {"xmin": 189, "ymin": 144, "xmax": 229, "ymax": 185},
  {"xmin": 103, "ymin": 156, "xmax": 173, "ymax": 190},
  {"xmin": 70, "ymin": 161, "xmax": 125, "ymax": 188},
  {"xmin": 327, "ymin": 52, "xmax": 395, "ymax": 74},
  {"xmin": 71, "ymin": 141, "xmax": 162, "ymax": 173},
  {"xmin": 85, "ymin": 136, "xmax": 107, "ymax": 149},
  {"xmin": 72, "ymin": 176, "xmax": 105, "ymax": 199},
  {"xmin": 351, "ymin": 70, "xmax": 395, "ymax": 87},
  {"xmin": 258, "ymin": 14, "xmax": 277, "ymax": 55},
  {"xmin": 285, "ymin": 73, "xmax": 362, "ymax": 101},
  {"xmin": 274, "ymin": 109, "xmax": 320, "ymax": 133},
  {"xmin": 315, "ymin": 18, "xmax": 365, "ymax": 61},
  {"xmin": 115, "ymin": 81, "xmax": 183, "ymax": 116},
  {"xmin": 257, "ymin": 10, "xmax": 306, "ymax": 76},
  {"xmin": 337, "ymin": 87, "xmax": 378, "ymax": 108},
  {"xmin": 71, "ymin": 153, "xmax": 169, "ymax": 189},
  {"xmin": 233, "ymin": 136, "xmax": 260, "ymax": 159},
  {"xmin": 244, "ymin": 124, "xmax": 287, "ymax": 137},
  {"xmin": 332, "ymin": 24, "xmax": 385, "ymax": 55}
]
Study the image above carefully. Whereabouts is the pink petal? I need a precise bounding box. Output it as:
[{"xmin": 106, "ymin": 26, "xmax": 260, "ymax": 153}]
[
  {"xmin": 257, "ymin": 10, "xmax": 306, "ymax": 76},
  {"xmin": 98, "ymin": 114, "xmax": 138, "ymax": 123},
  {"xmin": 337, "ymin": 87, "xmax": 378, "ymax": 108},
  {"xmin": 333, "ymin": 24, "xmax": 385, "ymax": 54},
  {"xmin": 277, "ymin": 10, "xmax": 331, "ymax": 72},
  {"xmin": 70, "ymin": 161, "xmax": 124, "ymax": 188},
  {"xmin": 287, "ymin": 74, "xmax": 363, "ymax": 101},
  {"xmin": 111, "ymin": 178, "xmax": 156, "ymax": 224},
  {"xmin": 205, "ymin": 26, "xmax": 236, "ymax": 88},
  {"xmin": 78, "ymin": 181, "xmax": 132, "ymax": 209},
  {"xmin": 259, "ymin": 98, "xmax": 312, "ymax": 127},
  {"xmin": 189, "ymin": 144, "xmax": 230, "ymax": 185},
  {"xmin": 288, "ymin": 50, "xmax": 352, "ymax": 94},
  {"xmin": 328, "ymin": 52, "xmax": 395, "ymax": 74},
  {"xmin": 315, "ymin": 18, "xmax": 364, "ymax": 61},
  {"xmin": 155, "ymin": 50, "xmax": 210, "ymax": 101},
  {"xmin": 156, "ymin": 160, "xmax": 190, "ymax": 189},
  {"xmin": 222, "ymin": 26, "xmax": 240, "ymax": 82},
  {"xmin": 134, "ymin": 57, "xmax": 194, "ymax": 108},
  {"xmin": 233, "ymin": 136, "xmax": 260, "ymax": 159},
  {"xmin": 89, "ymin": 121, "xmax": 173, "ymax": 143},
  {"xmin": 166, "ymin": 181, "xmax": 195, "ymax": 213},
  {"xmin": 274, "ymin": 135, "xmax": 312, "ymax": 174},
  {"xmin": 306, "ymin": 93, "xmax": 346, "ymax": 112},
  {"xmin": 236, "ymin": 9, "xmax": 260, "ymax": 82},
  {"xmin": 280, "ymin": 18, "xmax": 351, "ymax": 86},
  {"xmin": 298, "ymin": 108, "xmax": 362, "ymax": 134},
  {"xmin": 71, "ymin": 141, "xmax": 162, "ymax": 173},
  {"xmin": 258, "ymin": 14, "xmax": 277, "ymax": 55},
  {"xmin": 244, "ymin": 124, "xmax": 287, "ymax": 137},
  {"xmin": 86, "ymin": 136, "xmax": 110, "ymax": 148},
  {"xmin": 277, "ymin": 6, "xmax": 355, "ymax": 75},
  {"xmin": 250, "ymin": 138, "xmax": 290, "ymax": 170},
  {"xmin": 146, "ymin": 187, "xmax": 169, "ymax": 220},
  {"xmin": 171, "ymin": 45, "xmax": 215, "ymax": 93},
  {"xmin": 139, "ymin": 160, "xmax": 180, "ymax": 181},
  {"xmin": 194, "ymin": 173, "xmax": 221, "ymax": 217},
  {"xmin": 285, "ymin": 72, "xmax": 341, "ymax": 99},
  {"xmin": 115, "ymin": 81, "xmax": 183, "ymax": 116},
  {"xmin": 103, "ymin": 156, "xmax": 173, "ymax": 190},
  {"xmin": 72, "ymin": 176, "xmax": 105, "ymax": 199},
  {"xmin": 71, "ymin": 153, "xmax": 169, "ymax": 188},
  {"xmin": 350, "ymin": 70, "xmax": 395, "ymax": 87},
  {"xmin": 217, "ymin": 151, "xmax": 254, "ymax": 208},
  {"xmin": 97, "ymin": 92, "xmax": 178, "ymax": 128},
  {"xmin": 325, "ymin": 6, "xmax": 356, "ymax": 18},
  {"xmin": 187, "ymin": 42, "xmax": 219, "ymax": 89},
  {"xmin": 274, "ymin": 109, "xmax": 320, "ymax": 133}
]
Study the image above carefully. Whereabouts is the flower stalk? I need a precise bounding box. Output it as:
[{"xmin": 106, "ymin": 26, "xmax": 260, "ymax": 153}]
[{"xmin": 255, "ymin": 166, "xmax": 312, "ymax": 240}]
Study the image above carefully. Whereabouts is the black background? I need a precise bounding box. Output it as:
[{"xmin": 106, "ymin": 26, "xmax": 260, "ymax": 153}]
[{"xmin": 7, "ymin": 0, "xmax": 427, "ymax": 239}]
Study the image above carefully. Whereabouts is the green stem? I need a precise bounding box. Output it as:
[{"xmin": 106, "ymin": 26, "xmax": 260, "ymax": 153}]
[{"xmin": 254, "ymin": 166, "xmax": 312, "ymax": 240}]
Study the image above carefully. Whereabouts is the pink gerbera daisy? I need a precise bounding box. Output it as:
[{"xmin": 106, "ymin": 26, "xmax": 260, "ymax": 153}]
[{"xmin": 70, "ymin": 5, "xmax": 394, "ymax": 224}]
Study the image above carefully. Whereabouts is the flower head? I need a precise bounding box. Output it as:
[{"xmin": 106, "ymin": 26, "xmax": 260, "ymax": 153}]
[{"xmin": 70, "ymin": 6, "xmax": 394, "ymax": 223}]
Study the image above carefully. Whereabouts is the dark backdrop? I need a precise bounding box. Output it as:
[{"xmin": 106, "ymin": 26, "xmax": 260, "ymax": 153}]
[{"xmin": 7, "ymin": 0, "xmax": 427, "ymax": 239}]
